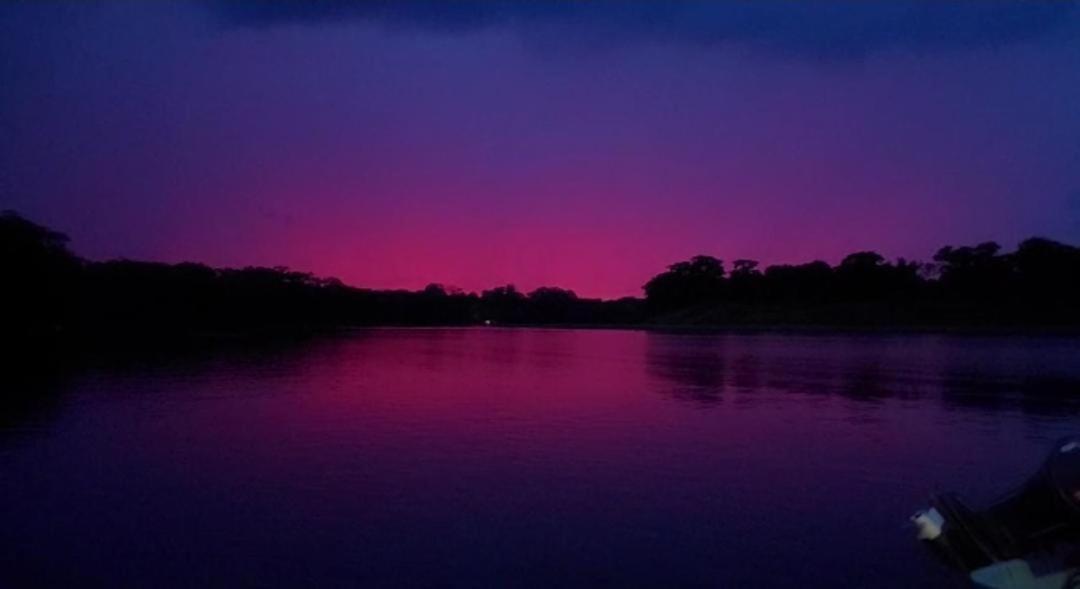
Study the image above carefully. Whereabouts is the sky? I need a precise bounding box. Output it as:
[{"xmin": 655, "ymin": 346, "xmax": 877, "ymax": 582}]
[{"xmin": 2, "ymin": 1, "xmax": 1080, "ymax": 299}]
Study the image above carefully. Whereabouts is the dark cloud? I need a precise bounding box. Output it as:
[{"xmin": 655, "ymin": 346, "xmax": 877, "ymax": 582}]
[{"xmin": 207, "ymin": 1, "xmax": 1079, "ymax": 58}]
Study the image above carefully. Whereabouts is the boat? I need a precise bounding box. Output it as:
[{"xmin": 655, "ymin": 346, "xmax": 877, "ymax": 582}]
[{"xmin": 912, "ymin": 437, "xmax": 1080, "ymax": 589}]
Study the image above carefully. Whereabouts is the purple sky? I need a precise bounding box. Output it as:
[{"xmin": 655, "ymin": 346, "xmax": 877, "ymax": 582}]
[{"xmin": 2, "ymin": 1, "xmax": 1080, "ymax": 298}]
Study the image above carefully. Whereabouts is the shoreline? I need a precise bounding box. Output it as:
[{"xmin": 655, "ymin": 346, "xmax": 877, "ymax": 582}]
[
  {"xmin": 6, "ymin": 322, "xmax": 1080, "ymax": 367},
  {"xmin": 476, "ymin": 322, "xmax": 1080, "ymax": 338}
]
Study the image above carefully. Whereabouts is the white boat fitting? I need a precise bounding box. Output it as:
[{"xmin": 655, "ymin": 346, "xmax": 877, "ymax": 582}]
[{"xmin": 912, "ymin": 437, "xmax": 1080, "ymax": 589}]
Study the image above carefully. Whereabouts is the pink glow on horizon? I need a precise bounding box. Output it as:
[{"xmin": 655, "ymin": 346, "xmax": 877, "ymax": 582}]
[{"xmin": 3, "ymin": 4, "xmax": 1079, "ymax": 299}]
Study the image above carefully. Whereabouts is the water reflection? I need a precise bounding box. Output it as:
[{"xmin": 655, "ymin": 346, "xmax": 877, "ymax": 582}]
[
  {"xmin": 0, "ymin": 364, "xmax": 68, "ymax": 445},
  {"xmin": 1, "ymin": 329, "xmax": 1078, "ymax": 588},
  {"xmin": 942, "ymin": 373, "xmax": 1080, "ymax": 416},
  {"xmin": 643, "ymin": 331, "xmax": 1080, "ymax": 416},
  {"xmin": 644, "ymin": 334, "xmax": 728, "ymax": 404}
]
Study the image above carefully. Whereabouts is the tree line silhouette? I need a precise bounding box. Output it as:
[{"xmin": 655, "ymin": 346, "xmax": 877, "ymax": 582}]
[
  {"xmin": 643, "ymin": 241, "xmax": 1080, "ymax": 326},
  {"xmin": 4, "ymin": 209, "xmax": 1080, "ymax": 346}
]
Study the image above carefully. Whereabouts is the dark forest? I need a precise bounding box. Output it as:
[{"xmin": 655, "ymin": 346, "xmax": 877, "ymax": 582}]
[{"xmin": 5, "ymin": 210, "xmax": 1080, "ymax": 347}]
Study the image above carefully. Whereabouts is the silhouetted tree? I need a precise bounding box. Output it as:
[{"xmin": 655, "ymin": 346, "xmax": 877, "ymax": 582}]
[
  {"xmin": 422, "ymin": 283, "xmax": 448, "ymax": 297},
  {"xmin": 933, "ymin": 241, "xmax": 1012, "ymax": 300},
  {"xmin": 0, "ymin": 211, "xmax": 80, "ymax": 340},
  {"xmin": 1013, "ymin": 238, "xmax": 1080, "ymax": 304},
  {"xmin": 731, "ymin": 259, "xmax": 760, "ymax": 275},
  {"xmin": 527, "ymin": 287, "xmax": 579, "ymax": 324},
  {"xmin": 834, "ymin": 251, "xmax": 920, "ymax": 300},
  {"xmin": 6, "ymin": 210, "xmax": 1080, "ymax": 337},
  {"xmin": 644, "ymin": 255, "xmax": 725, "ymax": 311},
  {"xmin": 762, "ymin": 261, "xmax": 833, "ymax": 303},
  {"xmin": 728, "ymin": 259, "xmax": 763, "ymax": 302},
  {"xmin": 479, "ymin": 285, "xmax": 528, "ymax": 324}
]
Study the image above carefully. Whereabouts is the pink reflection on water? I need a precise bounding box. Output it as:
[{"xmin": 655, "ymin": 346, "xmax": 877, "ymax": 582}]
[{"xmin": 3, "ymin": 329, "xmax": 1079, "ymax": 587}]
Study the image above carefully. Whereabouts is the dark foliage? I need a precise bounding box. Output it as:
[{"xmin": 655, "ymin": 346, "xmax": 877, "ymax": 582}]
[
  {"xmin": 644, "ymin": 255, "xmax": 726, "ymax": 312},
  {"xmin": 647, "ymin": 238, "xmax": 1080, "ymax": 327},
  {"xmin": 0, "ymin": 211, "xmax": 642, "ymax": 344},
  {"xmin": 0, "ymin": 211, "xmax": 80, "ymax": 339},
  {"xmin": 3, "ymin": 210, "xmax": 1080, "ymax": 343}
]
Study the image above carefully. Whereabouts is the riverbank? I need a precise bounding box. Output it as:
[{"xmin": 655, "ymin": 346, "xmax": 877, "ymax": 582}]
[{"xmin": 8, "ymin": 317, "xmax": 1080, "ymax": 357}]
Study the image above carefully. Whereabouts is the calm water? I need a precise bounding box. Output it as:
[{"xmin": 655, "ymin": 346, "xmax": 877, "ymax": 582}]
[{"xmin": 2, "ymin": 329, "xmax": 1080, "ymax": 588}]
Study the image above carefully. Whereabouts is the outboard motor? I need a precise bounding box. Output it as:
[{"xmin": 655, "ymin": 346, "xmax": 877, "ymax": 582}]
[{"xmin": 912, "ymin": 437, "xmax": 1080, "ymax": 587}]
